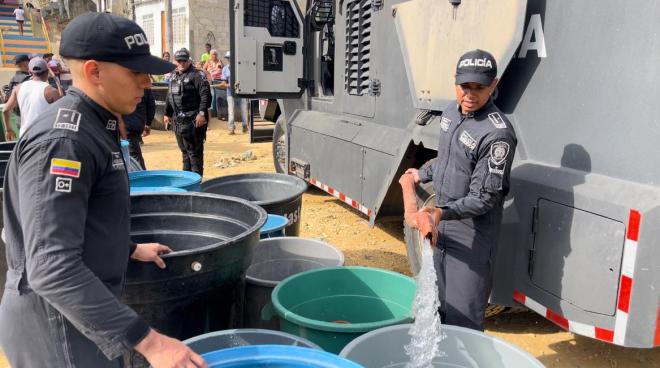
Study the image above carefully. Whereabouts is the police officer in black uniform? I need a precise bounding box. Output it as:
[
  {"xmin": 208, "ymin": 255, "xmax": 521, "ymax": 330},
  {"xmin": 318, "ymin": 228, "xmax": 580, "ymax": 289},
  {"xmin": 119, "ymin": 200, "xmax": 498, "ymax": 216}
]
[
  {"xmin": 2, "ymin": 54, "xmax": 31, "ymax": 139},
  {"xmin": 405, "ymin": 49, "xmax": 517, "ymax": 331},
  {"xmin": 0, "ymin": 13, "xmax": 207, "ymax": 368},
  {"xmin": 165, "ymin": 48, "xmax": 211, "ymax": 176}
]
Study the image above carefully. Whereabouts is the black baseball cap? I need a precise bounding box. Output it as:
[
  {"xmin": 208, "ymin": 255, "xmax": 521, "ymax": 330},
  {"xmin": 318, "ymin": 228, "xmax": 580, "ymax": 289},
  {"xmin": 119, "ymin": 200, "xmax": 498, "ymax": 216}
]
[
  {"xmin": 455, "ymin": 49, "xmax": 497, "ymax": 86},
  {"xmin": 59, "ymin": 12, "xmax": 175, "ymax": 75},
  {"xmin": 174, "ymin": 48, "xmax": 190, "ymax": 61},
  {"xmin": 14, "ymin": 54, "xmax": 30, "ymax": 64}
]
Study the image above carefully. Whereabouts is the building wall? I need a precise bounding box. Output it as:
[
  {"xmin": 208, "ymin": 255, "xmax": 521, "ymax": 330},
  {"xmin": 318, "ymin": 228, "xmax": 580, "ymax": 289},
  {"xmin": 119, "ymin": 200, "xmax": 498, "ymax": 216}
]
[
  {"xmin": 188, "ymin": 0, "xmax": 229, "ymax": 61},
  {"xmin": 134, "ymin": 0, "xmax": 189, "ymax": 58}
]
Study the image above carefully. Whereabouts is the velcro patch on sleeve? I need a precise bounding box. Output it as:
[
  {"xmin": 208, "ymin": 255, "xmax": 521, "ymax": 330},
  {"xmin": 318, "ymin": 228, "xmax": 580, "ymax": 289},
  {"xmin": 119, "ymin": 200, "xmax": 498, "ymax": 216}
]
[{"xmin": 50, "ymin": 158, "xmax": 81, "ymax": 178}]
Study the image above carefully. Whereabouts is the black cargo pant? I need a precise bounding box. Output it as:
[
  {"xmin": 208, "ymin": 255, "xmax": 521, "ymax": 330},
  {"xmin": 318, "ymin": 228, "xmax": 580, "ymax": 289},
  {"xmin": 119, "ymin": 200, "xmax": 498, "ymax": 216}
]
[
  {"xmin": 174, "ymin": 118, "xmax": 207, "ymax": 176},
  {"xmin": 0, "ymin": 290, "xmax": 122, "ymax": 368},
  {"xmin": 432, "ymin": 219, "xmax": 497, "ymax": 331},
  {"xmin": 126, "ymin": 132, "xmax": 146, "ymax": 170}
]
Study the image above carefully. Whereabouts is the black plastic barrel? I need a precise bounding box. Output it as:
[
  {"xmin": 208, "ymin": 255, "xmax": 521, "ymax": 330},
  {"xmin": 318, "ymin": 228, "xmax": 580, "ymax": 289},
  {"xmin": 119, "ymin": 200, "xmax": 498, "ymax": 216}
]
[
  {"xmin": 122, "ymin": 193, "xmax": 267, "ymax": 342},
  {"xmin": 201, "ymin": 173, "xmax": 307, "ymax": 236}
]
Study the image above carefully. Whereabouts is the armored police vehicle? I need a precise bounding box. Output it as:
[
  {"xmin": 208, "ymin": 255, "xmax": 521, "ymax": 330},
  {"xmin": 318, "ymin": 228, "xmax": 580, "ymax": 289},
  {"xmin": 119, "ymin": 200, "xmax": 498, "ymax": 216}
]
[{"xmin": 229, "ymin": 0, "xmax": 660, "ymax": 348}]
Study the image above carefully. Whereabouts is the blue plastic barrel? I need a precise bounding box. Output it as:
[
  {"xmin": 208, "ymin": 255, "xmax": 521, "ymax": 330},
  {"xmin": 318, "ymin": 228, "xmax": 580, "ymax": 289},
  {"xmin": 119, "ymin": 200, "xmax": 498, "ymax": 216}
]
[
  {"xmin": 200, "ymin": 345, "xmax": 363, "ymax": 368},
  {"xmin": 260, "ymin": 214, "xmax": 289, "ymax": 239},
  {"xmin": 128, "ymin": 170, "xmax": 202, "ymax": 191},
  {"xmin": 130, "ymin": 186, "xmax": 187, "ymax": 194}
]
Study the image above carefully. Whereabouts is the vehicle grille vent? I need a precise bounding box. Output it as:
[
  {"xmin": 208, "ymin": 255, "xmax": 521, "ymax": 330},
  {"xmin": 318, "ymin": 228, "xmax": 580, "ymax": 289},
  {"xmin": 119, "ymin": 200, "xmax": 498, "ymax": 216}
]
[{"xmin": 344, "ymin": 0, "xmax": 372, "ymax": 96}]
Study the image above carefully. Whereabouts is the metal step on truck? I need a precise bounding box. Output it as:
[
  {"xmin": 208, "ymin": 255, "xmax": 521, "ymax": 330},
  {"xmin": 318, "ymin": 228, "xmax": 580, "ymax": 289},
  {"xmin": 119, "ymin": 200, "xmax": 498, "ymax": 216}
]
[{"xmin": 229, "ymin": 0, "xmax": 660, "ymax": 348}]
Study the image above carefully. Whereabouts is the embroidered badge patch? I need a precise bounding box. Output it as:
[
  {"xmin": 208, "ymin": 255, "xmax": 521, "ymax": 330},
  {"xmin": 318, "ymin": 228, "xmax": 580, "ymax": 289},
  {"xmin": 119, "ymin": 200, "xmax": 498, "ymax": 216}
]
[
  {"xmin": 489, "ymin": 141, "xmax": 510, "ymax": 174},
  {"xmin": 53, "ymin": 108, "xmax": 82, "ymax": 132},
  {"xmin": 50, "ymin": 158, "xmax": 81, "ymax": 178},
  {"xmin": 111, "ymin": 152, "xmax": 125, "ymax": 170},
  {"xmin": 459, "ymin": 130, "xmax": 477, "ymax": 151},
  {"xmin": 440, "ymin": 117, "xmax": 451, "ymax": 132},
  {"xmin": 488, "ymin": 112, "xmax": 507, "ymax": 129},
  {"xmin": 54, "ymin": 177, "xmax": 72, "ymax": 193}
]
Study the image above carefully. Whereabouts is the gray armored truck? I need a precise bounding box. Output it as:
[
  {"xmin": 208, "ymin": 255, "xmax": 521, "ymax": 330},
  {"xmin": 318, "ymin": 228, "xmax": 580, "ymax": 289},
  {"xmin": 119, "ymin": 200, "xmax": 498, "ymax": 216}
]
[{"xmin": 229, "ymin": 0, "xmax": 660, "ymax": 348}]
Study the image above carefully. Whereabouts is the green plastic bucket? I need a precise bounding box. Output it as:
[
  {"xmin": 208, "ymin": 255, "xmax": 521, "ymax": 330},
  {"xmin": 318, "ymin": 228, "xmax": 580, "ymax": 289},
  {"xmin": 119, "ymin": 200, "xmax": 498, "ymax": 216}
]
[{"xmin": 271, "ymin": 266, "xmax": 416, "ymax": 354}]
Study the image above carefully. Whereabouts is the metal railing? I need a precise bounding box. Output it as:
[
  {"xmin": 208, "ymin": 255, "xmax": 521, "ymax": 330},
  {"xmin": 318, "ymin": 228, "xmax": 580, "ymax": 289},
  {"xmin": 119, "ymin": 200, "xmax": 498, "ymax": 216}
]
[
  {"xmin": 28, "ymin": 10, "xmax": 35, "ymax": 37},
  {"xmin": 39, "ymin": 13, "xmax": 51, "ymax": 51}
]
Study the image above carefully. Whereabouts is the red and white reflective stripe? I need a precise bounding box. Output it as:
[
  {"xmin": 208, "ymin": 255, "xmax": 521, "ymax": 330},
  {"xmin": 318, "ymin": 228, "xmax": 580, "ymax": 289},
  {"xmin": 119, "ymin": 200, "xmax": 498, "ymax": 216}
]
[
  {"xmin": 654, "ymin": 306, "xmax": 660, "ymax": 347},
  {"xmin": 614, "ymin": 209, "xmax": 641, "ymax": 345},
  {"xmin": 513, "ymin": 291, "xmax": 615, "ymax": 343},
  {"xmin": 513, "ymin": 209, "xmax": 642, "ymax": 346},
  {"xmin": 309, "ymin": 178, "xmax": 372, "ymax": 217}
]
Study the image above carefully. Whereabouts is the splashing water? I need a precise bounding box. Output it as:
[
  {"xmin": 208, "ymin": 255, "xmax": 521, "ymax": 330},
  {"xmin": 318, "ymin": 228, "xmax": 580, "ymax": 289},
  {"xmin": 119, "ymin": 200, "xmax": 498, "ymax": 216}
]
[{"xmin": 405, "ymin": 239, "xmax": 444, "ymax": 368}]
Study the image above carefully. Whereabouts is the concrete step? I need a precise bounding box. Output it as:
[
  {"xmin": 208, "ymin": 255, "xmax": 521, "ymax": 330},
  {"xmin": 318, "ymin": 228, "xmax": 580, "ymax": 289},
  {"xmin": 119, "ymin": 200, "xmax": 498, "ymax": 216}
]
[{"xmin": 2, "ymin": 34, "xmax": 46, "ymax": 41}]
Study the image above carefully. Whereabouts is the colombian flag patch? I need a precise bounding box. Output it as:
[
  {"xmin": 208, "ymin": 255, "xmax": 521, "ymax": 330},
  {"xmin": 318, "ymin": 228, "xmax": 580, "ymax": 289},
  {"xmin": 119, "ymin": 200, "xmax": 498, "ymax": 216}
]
[{"xmin": 50, "ymin": 158, "xmax": 81, "ymax": 178}]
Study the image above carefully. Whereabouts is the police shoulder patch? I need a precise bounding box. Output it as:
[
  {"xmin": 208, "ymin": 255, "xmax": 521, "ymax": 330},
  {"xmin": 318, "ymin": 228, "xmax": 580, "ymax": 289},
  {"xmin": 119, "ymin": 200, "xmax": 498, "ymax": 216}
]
[
  {"xmin": 50, "ymin": 158, "xmax": 81, "ymax": 178},
  {"xmin": 488, "ymin": 141, "xmax": 510, "ymax": 175},
  {"xmin": 54, "ymin": 177, "xmax": 72, "ymax": 193},
  {"xmin": 488, "ymin": 112, "xmax": 507, "ymax": 129},
  {"xmin": 53, "ymin": 108, "xmax": 82, "ymax": 132}
]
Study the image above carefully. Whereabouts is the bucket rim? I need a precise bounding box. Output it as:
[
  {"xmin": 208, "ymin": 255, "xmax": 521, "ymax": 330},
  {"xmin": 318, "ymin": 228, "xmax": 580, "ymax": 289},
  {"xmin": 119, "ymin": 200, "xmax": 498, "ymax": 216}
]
[
  {"xmin": 128, "ymin": 169, "xmax": 202, "ymax": 183},
  {"xmin": 338, "ymin": 323, "xmax": 545, "ymax": 367},
  {"xmin": 201, "ymin": 172, "xmax": 308, "ymax": 206},
  {"xmin": 271, "ymin": 266, "xmax": 415, "ymax": 333},
  {"xmin": 183, "ymin": 328, "xmax": 322, "ymax": 350},
  {"xmin": 200, "ymin": 345, "xmax": 363, "ymax": 367},
  {"xmin": 130, "ymin": 192, "xmax": 267, "ymax": 257},
  {"xmin": 260, "ymin": 214, "xmax": 290, "ymax": 233},
  {"xmin": 245, "ymin": 237, "xmax": 345, "ymax": 287}
]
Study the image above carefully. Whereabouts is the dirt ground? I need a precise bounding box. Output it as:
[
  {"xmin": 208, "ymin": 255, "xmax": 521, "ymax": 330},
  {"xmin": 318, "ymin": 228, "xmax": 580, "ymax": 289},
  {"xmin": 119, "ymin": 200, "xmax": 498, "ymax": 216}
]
[{"xmin": 1, "ymin": 118, "xmax": 658, "ymax": 367}]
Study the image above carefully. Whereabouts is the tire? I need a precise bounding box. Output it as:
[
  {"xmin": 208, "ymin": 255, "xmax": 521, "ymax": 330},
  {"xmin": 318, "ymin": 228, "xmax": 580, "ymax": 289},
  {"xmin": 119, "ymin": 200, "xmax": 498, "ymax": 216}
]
[
  {"xmin": 272, "ymin": 115, "xmax": 287, "ymax": 174},
  {"xmin": 403, "ymin": 158, "xmax": 506, "ymax": 319}
]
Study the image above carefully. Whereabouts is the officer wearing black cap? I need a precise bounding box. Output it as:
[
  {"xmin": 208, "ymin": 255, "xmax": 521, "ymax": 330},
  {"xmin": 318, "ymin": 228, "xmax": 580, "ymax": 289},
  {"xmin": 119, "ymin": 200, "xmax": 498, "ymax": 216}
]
[
  {"xmin": 0, "ymin": 13, "xmax": 207, "ymax": 368},
  {"xmin": 2, "ymin": 54, "xmax": 31, "ymax": 129},
  {"xmin": 165, "ymin": 48, "xmax": 211, "ymax": 176},
  {"xmin": 404, "ymin": 49, "xmax": 517, "ymax": 331}
]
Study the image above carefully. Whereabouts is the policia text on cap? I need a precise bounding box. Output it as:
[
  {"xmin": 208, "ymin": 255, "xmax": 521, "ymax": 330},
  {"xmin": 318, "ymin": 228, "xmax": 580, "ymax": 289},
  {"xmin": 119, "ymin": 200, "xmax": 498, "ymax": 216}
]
[{"xmin": 0, "ymin": 13, "xmax": 207, "ymax": 368}]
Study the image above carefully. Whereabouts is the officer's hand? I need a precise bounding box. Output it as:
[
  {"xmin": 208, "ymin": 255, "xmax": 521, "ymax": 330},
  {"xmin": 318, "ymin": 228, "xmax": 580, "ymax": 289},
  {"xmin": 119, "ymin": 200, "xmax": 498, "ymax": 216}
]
[
  {"xmin": 142, "ymin": 125, "xmax": 151, "ymax": 137},
  {"xmin": 131, "ymin": 243, "xmax": 172, "ymax": 269},
  {"xmin": 164, "ymin": 116, "xmax": 171, "ymax": 130},
  {"xmin": 404, "ymin": 168, "xmax": 420, "ymax": 184},
  {"xmin": 415, "ymin": 210, "xmax": 439, "ymax": 247},
  {"xmin": 195, "ymin": 114, "xmax": 207, "ymax": 128},
  {"xmin": 4, "ymin": 130, "xmax": 15, "ymax": 141},
  {"xmin": 135, "ymin": 329, "xmax": 207, "ymax": 368}
]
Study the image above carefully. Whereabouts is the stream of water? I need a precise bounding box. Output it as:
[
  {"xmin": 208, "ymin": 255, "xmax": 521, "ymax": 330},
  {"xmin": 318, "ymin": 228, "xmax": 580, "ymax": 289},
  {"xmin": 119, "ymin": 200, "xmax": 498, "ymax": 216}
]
[{"xmin": 405, "ymin": 239, "xmax": 444, "ymax": 368}]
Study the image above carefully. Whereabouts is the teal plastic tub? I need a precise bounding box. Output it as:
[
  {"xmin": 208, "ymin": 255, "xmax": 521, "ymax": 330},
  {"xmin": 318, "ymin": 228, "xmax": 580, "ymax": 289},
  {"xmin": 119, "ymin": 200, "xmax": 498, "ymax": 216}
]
[{"xmin": 271, "ymin": 266, "xmax": 416, "ymax": 353}]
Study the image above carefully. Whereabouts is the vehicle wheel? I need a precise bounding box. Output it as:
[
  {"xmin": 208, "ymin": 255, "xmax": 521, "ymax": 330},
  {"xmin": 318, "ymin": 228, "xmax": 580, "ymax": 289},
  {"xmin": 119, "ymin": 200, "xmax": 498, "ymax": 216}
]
[
  {"xmin": 402, "ymin": 158, "xmax": 506, "ymax": 319},
  {"xmin": 272, "ymin": 115, "xmax": 287, "ymax": 174}
]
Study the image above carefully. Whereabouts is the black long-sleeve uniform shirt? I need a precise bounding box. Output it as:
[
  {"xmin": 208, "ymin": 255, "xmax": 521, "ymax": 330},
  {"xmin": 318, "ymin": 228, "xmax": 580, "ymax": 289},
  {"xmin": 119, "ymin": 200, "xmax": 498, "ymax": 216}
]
[
  {"xmin": 419, "ymin": 100, "xmax": 517, "ymax": 263},
  {"xmin": 123, "ymin": 88, "xmax": 155, "ymax": 134},
  {"xmin": 165, "ymin": 65, "xmax": 211, "ymax": 120},
  {"xmin": 1, "ymin": 88, "xmax": 149, "ymax": 360}
]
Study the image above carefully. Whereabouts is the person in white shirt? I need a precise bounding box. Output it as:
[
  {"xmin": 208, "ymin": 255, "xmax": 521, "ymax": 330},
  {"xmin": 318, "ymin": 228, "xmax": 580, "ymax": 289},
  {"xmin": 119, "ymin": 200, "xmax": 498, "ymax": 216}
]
[
  {"xmin": 13, "ymin": 5, "xmax": 25, "ymax": 36},
  {"xmin": 2, "ymin": 57, "xmax": 62, "ymax": 140}
]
